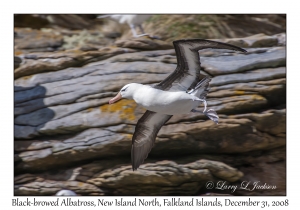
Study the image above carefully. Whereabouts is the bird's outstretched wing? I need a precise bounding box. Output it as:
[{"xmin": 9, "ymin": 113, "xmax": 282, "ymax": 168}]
[
  {"xmin": 131, "ymin": 39, "xmax": 247, "ymax": 170},
  {"xmin": 156, "ymin": 39, "xmax": 247, "ymax": 92},
  {"xmin": 131, "ymin": 111, "xmax": 172, "ymax": 171}
]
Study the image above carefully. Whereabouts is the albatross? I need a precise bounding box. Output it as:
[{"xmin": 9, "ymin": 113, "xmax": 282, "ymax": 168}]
[
  {"xmin": 109, "ymin": 39, "xmax": 247, "ymax": 170},
  {"xmin": 98, "ymin": 14, "xmax": 152, "ymax": 38}
]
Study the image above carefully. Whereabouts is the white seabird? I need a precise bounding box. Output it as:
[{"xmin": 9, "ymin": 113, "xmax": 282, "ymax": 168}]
[
  {"xmin": 55, "ymin": 189, "xmax": 77, "ymax": 196},
  {"xmin": 98, "ymin": 14, "xmax": 152, "ymax": 38},
  {"xmin": 109, "ymin": 39, "xmax": 247, "ymax": 171}
]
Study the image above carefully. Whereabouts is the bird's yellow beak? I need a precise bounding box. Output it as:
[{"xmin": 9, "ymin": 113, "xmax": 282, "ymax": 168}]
[{"xmin": 109, "ymin": 92, "xmax": 122, "ymax": 104}]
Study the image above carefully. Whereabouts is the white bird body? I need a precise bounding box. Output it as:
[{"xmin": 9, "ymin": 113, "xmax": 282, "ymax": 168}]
[
  {"xmin": 130, "ymin": 84, "xmax": 201, "ymax": 115},
  {"xmin": 108, "ymin": 15, "xmax": 152, "ymax": 25},
  {"xmin": 55, "ymin": 190, "xmax": 77, "ymax": 196},
  {"xmin": 98, "ymin": 14, "xmax": 152, "ymax": 38}
]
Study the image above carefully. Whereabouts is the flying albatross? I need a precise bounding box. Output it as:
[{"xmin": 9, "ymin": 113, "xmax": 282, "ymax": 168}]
[
  {"xmin": 98, "ymin": 14, "xmax": 152, "ymax": 38},
  {"xmin": 109, "ymin": 39, "xmax": 247, "ymax": 170}
]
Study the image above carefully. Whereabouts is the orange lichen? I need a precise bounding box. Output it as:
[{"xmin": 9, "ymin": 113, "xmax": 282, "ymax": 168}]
[
  {"xmin": 251, "ymin": 94, "xmax": 265, "ymax": 100},
  {"xmin": 100, "ymin": 99, "xmax": 137, "ymax": 121},
  {"xmin": 15, "ymin": 51, "xmax": 23, "ymax": 55},
  {"xmin": 22, "ymin": 75, "xmax": 33, "ymax": 80},
  {"xmin": 125, "ymin": 133, "xmax": 133, "ymax": 139},
  {"xmin": 121, "ymin": 133, "xmax": 133, "ymax": 141},
  {"xmin": 86, "ymin": 108, "xmax": 94, "ymax": 112},
  {"xmin": 234, "ymin": 90, "xmax": 245, "ymax": 95}
]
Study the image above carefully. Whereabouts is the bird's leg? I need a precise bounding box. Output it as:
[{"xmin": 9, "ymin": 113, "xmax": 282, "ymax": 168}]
[
  {"xmin": 129, "ymin": 24, "xmax": 138, "ymax": 37},
  {"xmin": 130, "ymin": 24, "xmax": 148, "ymax": 37},
  {"xmin": 138, "ymin": 24, "xmax": 146, "ymax": 34},
  {"xmin": 187, "ymin": 88, "xmax": 195, "ymax": 94},
  {"xmin": 192, "ymin": 98, "xmax": 219, "ymax": 124},
  {"xmin": 136, "ymin": 24, "xmax": 160, "ymax": 39},
  {"xmin": 135, "ymin": 24, "xmax": 150, "ymax": 37},
  {"xmin": 191, "ymin": 108, "xmax": 219, "ymax": 124},
  {"xmin": 202, "ymin": 99, "xmax": 207, "ymax": 113},
  {"xmin": 195, "ymin": 98, "xmax": 207, "ymax": 113}
]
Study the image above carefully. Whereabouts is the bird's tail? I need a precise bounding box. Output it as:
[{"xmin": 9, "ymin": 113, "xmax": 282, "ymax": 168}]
[{"xmin": 188, "ymin": 76, "xmax": 211, "ymax": 99}]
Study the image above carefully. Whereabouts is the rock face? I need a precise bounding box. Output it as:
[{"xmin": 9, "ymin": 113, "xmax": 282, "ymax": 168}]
[{"xmin": 14, "ymin": 34, "xmax": 286, "ymax": 196}]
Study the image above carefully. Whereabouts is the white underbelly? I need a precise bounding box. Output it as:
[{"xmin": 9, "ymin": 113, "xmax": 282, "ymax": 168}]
[{"xmin": 134, "ymin": 88, "xmax": 201, "ymax": 115}]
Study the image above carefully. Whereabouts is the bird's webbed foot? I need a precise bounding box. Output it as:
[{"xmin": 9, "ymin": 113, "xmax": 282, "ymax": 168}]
[
  {"xmin": 191, "ymin": 108, "xmax": 219, "ymax": 124},
  {"xmin": 134, "ymin": 34, "xmax": 160, "ymax": 39},
  {"xmin": 135, "ymin": 33, "xmax": 150, "ymax": 37},
  {"xmin": 204, "ymin": 109, "xmax": 219, "ymax": 124}
]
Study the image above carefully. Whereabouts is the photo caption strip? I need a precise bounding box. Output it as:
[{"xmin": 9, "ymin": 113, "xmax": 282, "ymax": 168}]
[{"xmin": 12, "ymin": 197, "xmax": 289, "ymax": 208}]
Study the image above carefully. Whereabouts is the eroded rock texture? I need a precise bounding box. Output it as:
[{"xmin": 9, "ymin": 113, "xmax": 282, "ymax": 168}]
[{"xmin": 14, "ymin": 34, "xmax": 286, "ymax": 196}]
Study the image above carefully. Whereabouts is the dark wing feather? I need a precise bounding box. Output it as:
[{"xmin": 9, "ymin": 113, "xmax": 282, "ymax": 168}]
[
  {"xmin": 156, "ymin": 39, "xmax": 247, "ymax": 91},
  {"xmin": 131, "ymin": 39, "xmax": 246, "ymax": 170},
  {"xmin": 131, "ymin": 111, "xmax": 172, "ymax": 171},
  {"xmin": 189, "ymin": 76, "xmax": 211, "ymax": 99}
]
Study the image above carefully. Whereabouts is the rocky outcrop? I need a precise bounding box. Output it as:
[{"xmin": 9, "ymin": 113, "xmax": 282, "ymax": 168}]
[
  {"xmin": 15, "ymin": 159, "xmax": 243, "ymax": 196},
  {"xmin": 14, "ymin": 28, "xmax": 64, "ymax": 53},
  {"xmin": 14, "ymin": 47, "xmax": 137, "ymax": 79},
  {"xmin": 14, "ymin": 34, "xmax": 286, "ymax": 196},
  {"xmin": 212, "ymin": 33, "xmax": 285, "ymax": 48},
  {"xmin": 138, "ymin": 14, "xmax": 286, "ymax": 41}
]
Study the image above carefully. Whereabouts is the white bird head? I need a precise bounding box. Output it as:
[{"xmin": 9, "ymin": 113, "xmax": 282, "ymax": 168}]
[{"xmin": 109, "ymin": 83, "xmax": 140, "ymax": 104}]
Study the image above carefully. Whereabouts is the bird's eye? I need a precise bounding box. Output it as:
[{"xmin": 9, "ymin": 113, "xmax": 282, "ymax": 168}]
[{"xmin": 121, "ymin": 87, "xmax": 128, "ymax": 92}]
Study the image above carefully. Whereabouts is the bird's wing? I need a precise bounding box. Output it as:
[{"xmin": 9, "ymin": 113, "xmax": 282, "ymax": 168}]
[
  {"xmin": 131, "ymin": 39, "xmax": 246, "ymax": 170},
  {"xmin": 189, "ymin": 76, "xmax": 211, "ymax": 99},
  {"xmin": 155, "ymin": 39, "xmax": 247, "ymax": 92},
  {"xmin": 131, "ymin": 110, "xmax": 172, "ymax": 171}
]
